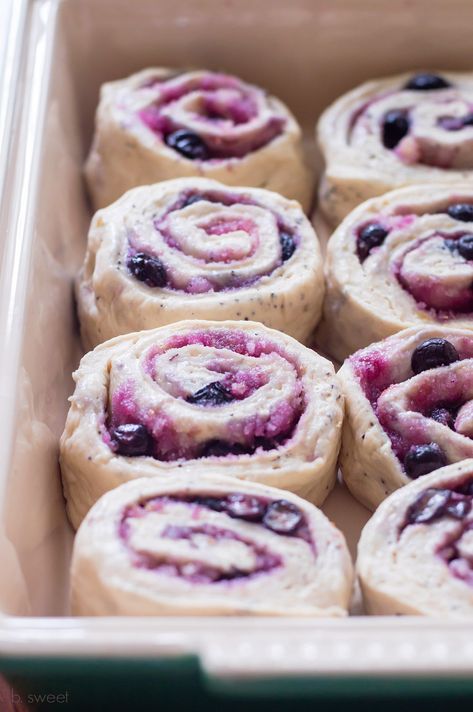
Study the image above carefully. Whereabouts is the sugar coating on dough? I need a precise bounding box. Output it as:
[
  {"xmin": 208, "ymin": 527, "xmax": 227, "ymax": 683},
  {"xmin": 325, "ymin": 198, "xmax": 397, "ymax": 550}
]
[
  {"xmin": 77, "ymin": 178, "xmax": 324, "ymax": 350},
  {"xmin": 338, "ymin": 325, "xmax": 473, "ymax": 511},
  {"xmin": 71, "ymin": 472, "xmax": 353, "ymax": 616},
  {"xmin": 318, "ymin": 70, "xmax": 473, "ymax": 225},
  {"xmin": 357, "ymin": 459, "xmax": 473, "ymax": 617},
  {"xmin": 85, "ymin": 68, "xmax": 313, "ymax": 211},
  {"xmin": 60, "ymin": 320, "xmax": 343, "ymax": 528},
  {"xmin": 317, "ymin": 183, "xmax": 473, "ymax": 362}
]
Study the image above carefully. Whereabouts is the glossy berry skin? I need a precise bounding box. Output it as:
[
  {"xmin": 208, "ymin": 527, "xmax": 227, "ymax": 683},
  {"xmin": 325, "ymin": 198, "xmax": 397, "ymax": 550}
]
[
  {"xmin": 404, "ymin": 443, "xmax": 447, "ymax": 479},
  {"xmin": 112, "ymin": 423, "xmax": 152, "ymax": 457},
  {"xmin": 382, "ymin": 110, "xmax": 409, "ymax": 149},
  {"xmin": 404, "ymin": 73, "xmax": 451, "ymax": 91},
  {"xmin": 263, "ymin": 500, "xmax": 303, "ymax": 534},
  {"xmin": 429, "ymin": 406, "xmax": 455, "ymax": 429},
  {"xmin": 165, "ymin": 129, "xmax": 209, "ymax": 160},
  {"xmin": 225, "ymin": 494, "xmax": 266, "ymax": 521},
  {"xmin": 200, "ymin": 440, "xmax": 247, "ymax": 457},
  {"xmin": 447, "ymin": 203, "xmax": 473, "ymax": 222},
  {"xmin": 279, "ymin": 231, "xmax": 296, "ymax": 261},
  {"xmin": 411, "ymin": 338, "xmax": 459, "ymax": 374},
  {"xmin": 407, "ymin": 487, "xmax": 472, "ymax": 525},
  {"xmin": 186, "ymin": 381, "xmax": 234, "ymax": 406},
  {"xmin": 356, "ymin": 223, "xmax": 389, "ymax": 261},
  {"xmin": 127, "ymin": 253, "xmax": 167, "ymax": 288},
  {"xmin": 457, "ymin": 234, "xmax": 473, "ymax": 260}
]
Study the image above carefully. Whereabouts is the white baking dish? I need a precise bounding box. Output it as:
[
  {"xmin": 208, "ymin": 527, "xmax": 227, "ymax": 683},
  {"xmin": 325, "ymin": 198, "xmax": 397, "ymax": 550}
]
[{"xmin": 2, "ymin": 0, "xmax": 473, "ymax": 690}]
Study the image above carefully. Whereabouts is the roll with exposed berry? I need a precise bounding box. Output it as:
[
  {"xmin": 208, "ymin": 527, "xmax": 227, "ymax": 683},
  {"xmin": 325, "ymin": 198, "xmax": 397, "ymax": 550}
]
[
  {"xmin": 358, "ymin": 459, "xmax": 473, "ymax": 617},
  {"xmin": 60, "ymin": 320, "xmax": 343, "ymax": 528},
  {"xmin": 318, "ymin": 71, "xmax": 473, "ymax": 225},
  {"xmin": 318, "ymin": 184, "xmax": 473, "ymax": 362},
  {"xmin": 338, "ymin": 326, "xmax": 473, "ymax": 510},
  {"xmin": 85, "ymin": 68, "xmax": 312, "ymax": 210},
  {"xmin": 71, "ymin": 473, "xmax": 353, "ymax": 616},
  {"xmin": 77, "ymin": 178, "xmax": 324, "ymax": 350}
]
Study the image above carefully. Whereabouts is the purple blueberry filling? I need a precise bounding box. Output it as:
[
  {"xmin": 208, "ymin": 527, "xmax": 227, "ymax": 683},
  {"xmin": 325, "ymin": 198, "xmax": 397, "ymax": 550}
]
[
  {"xmin": 447, "ymin": 203, "xmax": 473, "ymax": 222},
  {"xmin": 119, "ymin": 492, "xmax": 313, "ymax": 582},
  {"xmin": 411, "ymin": 338, "xmax": 459, "ymax": 374},
  {"xmin": 110, "ymin": 423, "xmax": 152, "ymax": 456},
  {"xmin": 404, "ymin": 483, "xmax": 472, "ymax": 527},
  {"xmin": 438, "ymin": 113, "xmax": 473, "ymax": 131},
  {"xmin": 403, "ymin": 443, "xmax": 447, "ymax": 479},
  {"xmin": 404, "ymin": 73, "xmax": 452, "ymax": 91},
  {"xmin": 279, "ymin": 231, "xmax": 296, "ymax": 261}
]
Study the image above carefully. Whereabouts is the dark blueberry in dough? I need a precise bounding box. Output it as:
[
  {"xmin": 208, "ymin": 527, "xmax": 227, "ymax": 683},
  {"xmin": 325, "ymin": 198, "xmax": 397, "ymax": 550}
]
[
  {"xmin": 429, "ymin": 407, "xmax": 455, "ymax": 429},
  {"xmin": 411, "ymin": 338, "xmax": 459, "ymax": 374},
  {"xmin": 447, "ymin": 203, "xmax": 473, "ymax": 222},
  {"xmin": 382, "ymin": 110, "xmax": 409, "ymax": 149},
  {"xmin": 446, "ymin": 498, "xmax": 472, "ymax": 519},
  {"xmin": 463, "ymin": 113, "xmax": 473, "ymax": 127},
  {"xmin": 279, "ymin": 231, "xmax": 296, "ymax": 261},
  {"xmin": 127, "ymin": 253, "xmax": 167, "ymax": 288},
  {"xmin": 225, "ymin": 494, "xmax": 265, "ymax": 521},
  {"xmin": 197, "ymin": 497, "xmax": 227, "ymax": 512},
  {"xmin": 263, "ymin": 499, "xmax": 303, "ymax": 534},
  {"xmin": 186, "ymin": 381, "xmax": 234, "ymax": 406},
  {"xmin": 181, "ymin": 193, "xmax": 206, "ymax": 208},
  {"xmin": 404, "ymin": 73, "xmax": 451, "ymax": 91},
  {"xmin": 404, "ymin": 443, "xmax": 447, "ymax": 479},
  {"xmin": 356, "ymin": 223, "xmax": 389, "ymax": 261},
  {"xmin": 200, "ymin": 440, "xmax": 247, "ymax": 457},
  {"xmin": 111, "ymin": 423, "xmax": 152, "ymax": 457},
  {"xmin": 407, "ymin": 488, "xmax": 452, "ymax": 524},
  {"xmin": 457, "ymin": 234, "xmax": 473, "ymax": 260},
  {"xmin": 165, "ymin": 129, "xmax": 209, "ymax": 160}
]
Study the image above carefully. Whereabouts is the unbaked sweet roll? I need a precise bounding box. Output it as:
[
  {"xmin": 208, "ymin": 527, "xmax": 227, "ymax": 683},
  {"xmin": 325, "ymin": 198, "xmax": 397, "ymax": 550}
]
[
  {"xmin": 71, "ymin": 473, "xmax": 353, "ymax": 616},
  {"xmin": 338, "ymin": 326, "xmax": 473, "ymax": 511},
  {"xmin": 358, "ymin": 459, "xmax": 473, "ymax": 617},
  {"xmin": 60, "ymin": 320, "xmax": 343, "ymax": 529},
  {"xmin": 318, "ymin": 70, "xmax": 473, "ymax": 225},
  {"xmin": 318, "ymin": 184, "xmax": 473, "ymax": 362},
  {"xmin": 77, "ymin": 178, "xmax": 324, "ymax": 350},
  {"xmin": 85, "ymin": 68, "xmax": 312, "ymax": 211}
]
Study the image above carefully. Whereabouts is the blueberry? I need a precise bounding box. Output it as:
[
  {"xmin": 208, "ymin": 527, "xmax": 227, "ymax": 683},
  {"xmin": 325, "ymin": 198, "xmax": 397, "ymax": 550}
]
[
  {"xmin": 279, "ymin": 231, "xmax": 296, "ymax": 261},
  {"xmin": 225, "ymin": 494, "xmax": 265, "ymax": 521},
  {"xmin": 404, "ymin": 443, "xmax": 447, "ymax": 479},
  {"xmin": 263, "ymin": 500, "xmax": 303, "ymax": 534},
  {"xmin": 457, "ymin": 234, "xmax": 473, "ymax": 260},
  {"xmin": 411, "ymin": 338, "xmax": 459, "ymax": 374},
  {"xmin": 463, "ymin": 113, "xmax": 473, "ymax": 127},
  {"xmin": 181, "ymin": 193, "xmax": 206, "ymax": 208},
  {"xmin": 382, "ymin": 110, "xmax": 409, "ymax": 149},
  {"xmin": 111, "ymin": 423, "xmax": 152, "ymax": 457},
  {"xmin": 186, "ymin": 381, "xmax": 234, "ymax": 406},
  {"xmin": 200, "ymin": 440, "xmax": 247, "ymax": 457},
  {"xmin": 165, "ymin": 129, "xmax": 209, "ymax": 160},
  {"xmin": 356, "ymin": 223, "xmax": 389, "ymax": 261},
  {"xmin": 447, "ymin": 203, "xmax": 473, "ymax": 222},
  {"xmin": 446, "ymin": 499, "xmax": 471, "ymax": 519},
  {"xmin": 429, "ymin": 406, "xmax": 455, "ymax": 429},
  {"xmin": 404, "ymin": 73, "xmax": 451, "ymax": 91},
  {"xmin": 127, "ymin": 253, "xmax": 167, "ymax": 288},
  {"xmin": 196, "ymin": 497, "xmax": 226, "ymax": 512},
  {"xmin": 407, "ymin": 488, "xmax": 452, "ymax": 524}
]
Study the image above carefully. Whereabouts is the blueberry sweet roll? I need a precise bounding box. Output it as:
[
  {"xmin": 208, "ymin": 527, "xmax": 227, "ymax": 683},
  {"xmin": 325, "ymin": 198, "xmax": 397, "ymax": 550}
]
[
  {"xmin": 77, "ymin": 178, "xmax": 324, "ymax": 349},
  {"xmin": 85, "ymin": 68, "xmax": 312, "ymax": 210},
  {"xmin": 358, "ymin": 459, "xmax": 473, "ymax": 617},
  {"xmin": 60, "ymin": 320, "xmax": 343, "ymax": 528},
  {"xmin": 319, "ymin": 184, "xmax": 473, "ymax": 361},
  {"xmin": 338, "ymin": 326, "xmax": 473, "ymax": 510},
  {"xmin": 318, "ymin": 71, "xmax": 473, "ymax": 225},
  {"xmin": 71, "ymin": 474, "xmax": 353, "ymax": 616}
]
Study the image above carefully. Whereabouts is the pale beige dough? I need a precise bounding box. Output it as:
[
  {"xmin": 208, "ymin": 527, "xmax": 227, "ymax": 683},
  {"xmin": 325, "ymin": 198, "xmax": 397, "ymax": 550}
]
[
  {"xmin": 77, "ymin": 178, "xmax": 324, "ymax": 350},
  {"xmin": 71, "ymin": 473, "xmax": 353, "ymax": 616},
  {"xmin": 317, "ymin": 70, "xmax": 473, "ymax": 226},
  {"xmin": 317, "ymin": 184, "xmax": 473, "ymax": 362},
  {"xmin": 358, "ymin": 459, "xmax": 473, "ymax": 617},
  {"xmin": 60, "ymin": 320, "xmax": 343, "ymax": 529},
  {"xmin": 338, "ymin": 326, "xmax": 473, "ymax": 511},
  {"xmin": 85, "ymin": 68, "xmax": 313, "ymax": 211}
]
